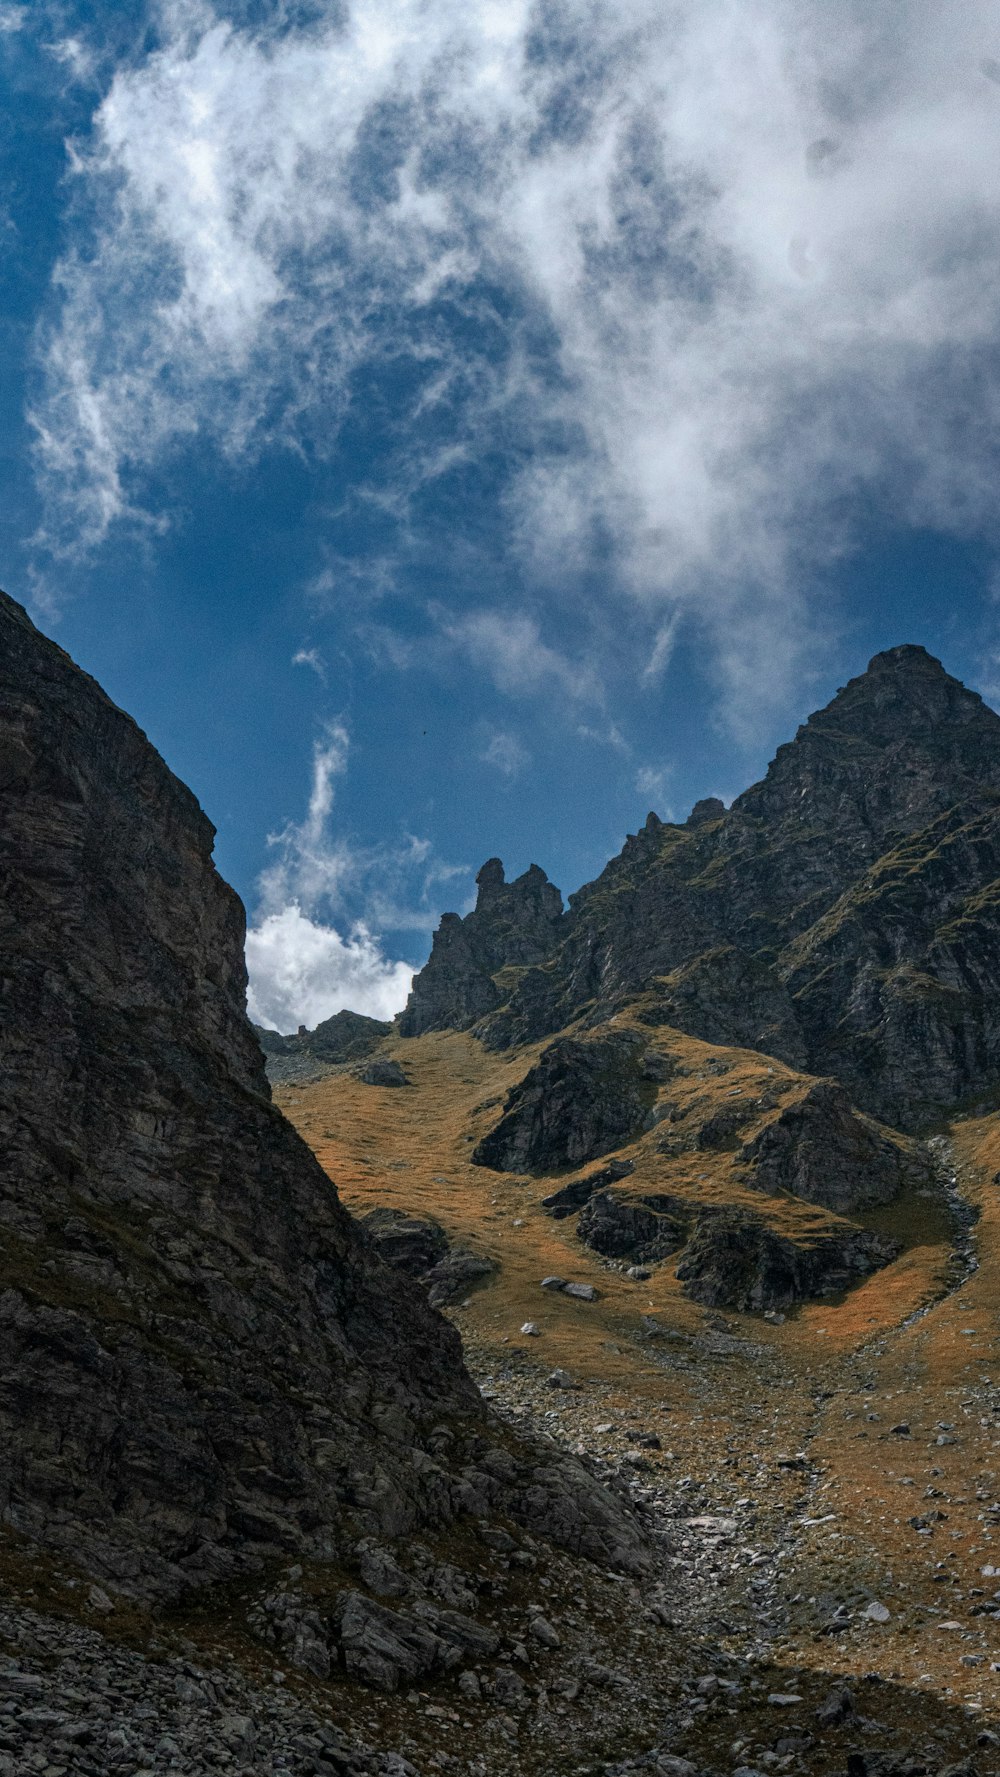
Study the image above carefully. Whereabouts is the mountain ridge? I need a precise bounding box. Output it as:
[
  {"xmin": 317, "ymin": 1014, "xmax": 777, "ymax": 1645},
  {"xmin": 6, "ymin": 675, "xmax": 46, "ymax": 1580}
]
[{"xmin": 400, "ymin": 643, "xmax": 1000, "ymax": 1130}]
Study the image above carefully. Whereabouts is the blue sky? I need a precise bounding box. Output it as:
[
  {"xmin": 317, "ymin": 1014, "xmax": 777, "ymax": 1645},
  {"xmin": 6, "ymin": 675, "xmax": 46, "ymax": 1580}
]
[{"xmin": 5, "ymin": 1, "xmax": 1000, "ymax": 1029}]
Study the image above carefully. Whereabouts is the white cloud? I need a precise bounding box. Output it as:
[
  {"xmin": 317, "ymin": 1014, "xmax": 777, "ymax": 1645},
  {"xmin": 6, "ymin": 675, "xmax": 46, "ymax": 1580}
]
[
  {"xmin": 245, "ymin": 717, "xmax": 465, "ymax": 1027},
  {"xmin": 634, "ymin": 763, "xmax": 674, "ymax": 812},
  {"xmin": 292, "ymin": 646, "xmax": 327, "ymax": 682},
  {"xmin": 246, "ymin": 904, "xmax": 413, "ymax": 1030},
  {"xmin": 481, "ymin": 727, "xmax": 530, "ymax": 776},
  {"xmin": 442, "ymin": 609, "xmax": 600, "ymax": 701},
  {"xmin": 30, "ymin": 0, "xmax": 1000, "ymax": 723}
]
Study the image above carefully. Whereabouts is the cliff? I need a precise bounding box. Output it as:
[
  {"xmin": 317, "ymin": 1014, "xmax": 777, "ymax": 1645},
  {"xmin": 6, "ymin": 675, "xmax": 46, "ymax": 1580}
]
[{"xmin": 0, "ymin": 589, "xmax": 644, "ymax": 1605}]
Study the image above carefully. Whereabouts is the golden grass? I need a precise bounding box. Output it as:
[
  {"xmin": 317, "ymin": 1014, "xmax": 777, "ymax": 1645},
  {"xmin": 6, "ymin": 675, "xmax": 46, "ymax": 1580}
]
[
  {"xmin": 277, "ymin": 1023, "xmax": 951, "ymax": 1389},
  {"xmin": 273, "ymin": 1024, "xmax": 1000, "ymax": 1707}
]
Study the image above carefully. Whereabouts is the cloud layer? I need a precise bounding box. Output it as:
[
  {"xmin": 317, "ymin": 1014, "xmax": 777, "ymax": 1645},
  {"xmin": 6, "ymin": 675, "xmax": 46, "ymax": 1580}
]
[{"xmin": 32, "ymin": 0, "xmax": 1000, "ymax": 722}]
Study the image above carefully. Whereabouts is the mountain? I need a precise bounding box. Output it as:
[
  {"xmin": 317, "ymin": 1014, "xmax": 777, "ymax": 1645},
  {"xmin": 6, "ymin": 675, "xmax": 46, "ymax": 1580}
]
[
  {"xmin": 5, "ymin": 599, "xmax": 997, "ymax": 1776},
  {"xmin": 256, "ymin": 639, "xmax": 1000, "ymax": 1773},
  {"xmin": 0, "ymin": 588, "xmax": 688, "ymax": 1776},
  {"xmin": 402, "ymin": 645, "xmax": 1000, "ymax": 1129},
  {"xmin": 254, "ymin": 1007, "xmax": 391, "ymax": 1084}
]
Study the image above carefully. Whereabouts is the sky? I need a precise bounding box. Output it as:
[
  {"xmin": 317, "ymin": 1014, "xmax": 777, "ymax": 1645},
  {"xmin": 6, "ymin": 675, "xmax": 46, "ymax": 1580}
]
[{"xmin": 5, "ymin": 1, "xmax": 1000, "ymax": 1030}]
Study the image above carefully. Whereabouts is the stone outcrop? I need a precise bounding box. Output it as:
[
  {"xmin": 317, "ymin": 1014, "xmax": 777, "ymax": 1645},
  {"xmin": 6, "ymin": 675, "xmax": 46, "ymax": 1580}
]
[
  {"xmin": 0, "ymin": 589, "xmax": 647, "ymax": 1605},
  {"xmin": 397, "ymin": 858, "xmax": 563, "ymax": 1037},
  {"xmin": 361, "ymin": 1208, "xmax": 450, "ymax": 1275},
  {"xmin": 673, "ymin": 1209, "xmax": 901, "ymax": 1313},
  {"xmin": 361, "ymin": 1208, "xmax": 497, "ymax": 1307},
  {"xmin": 570, "ymin": 1183, "xmax": 903, "ymax": 1311},
  {"xmin": 576, "ymin": 1191, "xmax": 684, "ymax": 1264},
  {"xmin": 253, "ymin": 1016, "xmax": 390, "ymax": 1080},
  {"xmin": 471, "ymin": 1034, "xmax": 654, "ymax": 1173},
  {"xmin": 404, "ymin": 646, "xmax": 1000, "ymax": 1130},
  {"xmin": 735, "ymin": 1080, "xmax": 926, "ymax": 1214}
]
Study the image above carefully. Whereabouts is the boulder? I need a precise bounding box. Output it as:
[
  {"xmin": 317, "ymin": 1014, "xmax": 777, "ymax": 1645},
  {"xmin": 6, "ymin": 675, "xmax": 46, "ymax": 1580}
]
[
  {"xmin": 424, "ymin": 1248, "xmax": 498, "ymax": 1308},
  {"xmin": 358, "ymin": 1057, "xmax": 411, "ymax": 1087},
  {"xmin": 360, "ymin": 1210, "xmax": 497, "ymax": 1307}
]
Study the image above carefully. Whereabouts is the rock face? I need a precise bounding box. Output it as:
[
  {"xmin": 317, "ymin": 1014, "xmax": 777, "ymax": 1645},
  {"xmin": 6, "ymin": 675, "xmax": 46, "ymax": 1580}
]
[
  {"xmin": 403, "ymin": 646, "xmax": 1000, "ymax": 1130},
  {"xmin": 397, "ymin": 858, "xmax": 563, "ymax": 1037},
  {"xmin": 674, "ymin": 1209, "xmax": 901, "ymax": 1313},
  {"xmin": 471, "ymin": 1034, "xmax": 653, "ymax": 1173},
  {"xmin": 0, "ymin": 590, "xmax": 646, "ymax": 1602},
  {"xmin": 735, "ymin": 1081, "xmax": 925, "ymax": 1214},
  {"xmin": 256, "ymin": 1007, "xmax": 390, "ymax": 1060}
]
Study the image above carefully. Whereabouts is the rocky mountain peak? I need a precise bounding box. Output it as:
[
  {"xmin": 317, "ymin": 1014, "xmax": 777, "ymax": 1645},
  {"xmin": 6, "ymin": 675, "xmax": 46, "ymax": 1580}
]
[
  {"xmin": 404, "ymin": 641, "xmax": 1000, "ymax": 1131},
  {"xmin": 475, "ymin": 856, "xmax": 562, "ymax": 917},
  {"xmin": 803, "ymin": 642, "xmax": 990, "ymax": 740},
  {"xmin": 733, "ymin": 642, "xmax": 1000, "ymax": 847}
]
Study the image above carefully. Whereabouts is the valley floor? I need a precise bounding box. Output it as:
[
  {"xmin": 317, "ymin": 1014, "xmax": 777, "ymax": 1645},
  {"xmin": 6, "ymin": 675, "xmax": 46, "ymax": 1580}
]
[
  {"xmin": 272, "ymin": 1030, "xmax": 1000, "ymax": 1773},
  {"xmin": 3, "ymin": 1030, "xmax": 999, "ymax": 1776}
]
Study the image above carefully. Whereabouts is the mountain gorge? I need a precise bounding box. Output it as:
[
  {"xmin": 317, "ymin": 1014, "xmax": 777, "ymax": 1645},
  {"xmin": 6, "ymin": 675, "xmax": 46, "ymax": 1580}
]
[{"xmin": 3, "ymin": 599, "xmax": 1000, "ymax": 1777}]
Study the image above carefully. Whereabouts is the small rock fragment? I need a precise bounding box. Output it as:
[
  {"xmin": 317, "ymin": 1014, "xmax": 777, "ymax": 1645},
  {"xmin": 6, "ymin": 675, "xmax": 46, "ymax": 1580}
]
[
  {"xmin": 528, "ymin": 1616, "xmax": 561, "ymax": 1648},
  {"xmin": 862, "ymin": 1601, "xmax": 890, "ymax": 1623}
]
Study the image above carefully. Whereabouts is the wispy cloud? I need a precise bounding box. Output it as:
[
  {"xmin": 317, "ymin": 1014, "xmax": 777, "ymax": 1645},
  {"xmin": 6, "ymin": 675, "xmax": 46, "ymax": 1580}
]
[
  {"xmin": 480, "ymin": 727, "xmax": 530, "ymax": 777},
  {"xmin": 577, "ymin": 719, "xmax": 628, "ymax": 752},
  {"xmin": 441, "ymin": 609, "xmax": 601, "ymax": 702},
  {"xmin": 246, "ymin": 719, "xmax": 467, "ymax": 1026},
  {"xmin": 634, "ymin": 762, "xmax": 674, "ymax": 813},
  {"xmin": 29, "ymin": 0, "xmax": 1000, "ymax": 725},
  {"xmin": 292, "ymin": 646, "xmax": 327, "ymax": 683}
]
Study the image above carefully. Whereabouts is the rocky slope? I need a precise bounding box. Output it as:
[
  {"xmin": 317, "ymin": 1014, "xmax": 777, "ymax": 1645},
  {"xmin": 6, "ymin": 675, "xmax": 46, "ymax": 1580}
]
[
  {"xmin": 0, "ymin": 589, "xmax": 647, "ymax": 1647},
  {"xmin": 255, "ymin": 1009, "xmax": 391, "ymax": 1085},
  {"xmin": 276, "ymin": 1023, "xmax": 1000, "ymax": 1771},
  {"xmin": 402, "ymin": 645, "xmax": 1000, "ymax": 1130}
]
